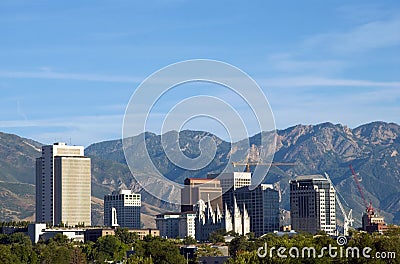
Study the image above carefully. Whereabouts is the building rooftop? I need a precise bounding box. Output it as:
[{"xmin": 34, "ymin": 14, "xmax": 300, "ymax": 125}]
[
  {"xmin": 185, "ymin": 178, "xmax": 220, "ymax": 182},
  {"xmin": 235, "ymin": 184, "xmax": 276, "ymax": 192},
  {"xmin": 207, "ymin": 172, "xmax": 252, "ymax": 179},
  {"xmin": 156, "ymin": 211, "xmax": 195, "ymax": 217},
  {"xmin": 293, "ymin": 175, "xmax": 327, "ymax": 181},
  {"xmin": 108, "ymin": 189, "xmax": 140, "ymax": 196}
]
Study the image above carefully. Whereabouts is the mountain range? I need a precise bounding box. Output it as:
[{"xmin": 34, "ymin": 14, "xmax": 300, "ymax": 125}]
[{"xmin": 0, "ymin": 121, "xmax": 399, "ymax": 228}]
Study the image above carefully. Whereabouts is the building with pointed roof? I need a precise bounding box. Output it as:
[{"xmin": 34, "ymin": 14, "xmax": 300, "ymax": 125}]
[{"xmin": 195, "ymin": 196, "xmax": 250, "ymax": 241}]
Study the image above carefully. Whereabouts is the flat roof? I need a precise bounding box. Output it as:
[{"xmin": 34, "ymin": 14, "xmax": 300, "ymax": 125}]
[
  {"xmin": 186, "ymin": 178, "xmax": 220, "ymax": 181},
  {"xmin": 156, "ymin": 211, "xmax": 195, "ymax": 217},
  {"xmin": 294, "ymin": 175, "xmax": 327, "ymax": 181}
]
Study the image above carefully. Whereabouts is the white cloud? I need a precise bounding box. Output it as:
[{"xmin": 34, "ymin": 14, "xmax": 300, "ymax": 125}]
[
  {"xmin": 264, "ymin": 13, "xmax": 400, "ymax": 80},
  {"xmin": 0, "ymin": 115, "xmax": 124, "ymax": 146},
  {"xmin": 303, "ymin": 16, "xmax": 400, "ymax": 53},
  {"xmin": 266, "ymin": 53, "xmax": 347, "ymax": 75},
  {"xmin": 266, "ymin": 87, "xmax": 400, "ymax": 129},
  {"xmin": 259, "ymin": 76, "xmax": 400, "ymax": 88},
  {"xmin": 0, "ymin": 70, "xmax": 142, "ymax": 83}
]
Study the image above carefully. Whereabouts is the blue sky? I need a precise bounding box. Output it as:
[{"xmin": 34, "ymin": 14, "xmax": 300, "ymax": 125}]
[{"xmin": 0, "ymin": 0, "xmax": 399, "ymax": 146}]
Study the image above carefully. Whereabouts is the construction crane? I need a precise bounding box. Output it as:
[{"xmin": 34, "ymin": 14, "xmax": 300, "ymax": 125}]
[
  {"xmin": 232, "ymin": 144, "xmax": 297, "ymax": 172},
  {"xmin": 349, "ymin": 165, "xmax": 379, "ymax": 230},
  {"xmin": 349, "ymin": 164, "xmax": 369, "ymax": 210},
  {"xmin": 324, "ymin": 173, "xmax": 354, "ymax": 236}
]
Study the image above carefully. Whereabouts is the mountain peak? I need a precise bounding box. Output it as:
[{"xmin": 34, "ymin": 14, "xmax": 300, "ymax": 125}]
[{"xmin": 354, "ymin": 121, "xmax": 400, "ymax": 145}]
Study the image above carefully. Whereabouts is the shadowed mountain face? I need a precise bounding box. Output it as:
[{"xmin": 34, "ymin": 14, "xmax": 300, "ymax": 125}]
[{"xmin": 0, "ymin": 122, "xmax": 399, "ymax": 227}]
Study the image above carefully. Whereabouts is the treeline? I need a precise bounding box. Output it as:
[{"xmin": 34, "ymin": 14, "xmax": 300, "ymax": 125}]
[
  {"xmin": 0, "ymin": 221, "xmax": 31, "ymax": 228},
  {"xmin": 227, "ymin": 229, "xmax": 399, "ymax": 264},
  {"xmin": 0, "ymin": 228, "xmax": 398, "ymax": 263},
  {"xmin": 0, "ymin": 228, "xmax": 187, "ymax": 264}
]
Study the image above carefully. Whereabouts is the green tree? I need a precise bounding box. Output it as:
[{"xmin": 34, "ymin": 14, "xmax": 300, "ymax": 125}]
[
  {"xmin": 143, "ymin": 236, "xmax": 186, "ymax": 264},
  {"xmin": 196, "ymin": 245, "xmax": 222, "ymax": 257},
  {"xmin": 81, "ymin": 241, "xmax": 96, "ymax": 262},
  {"xmin": 229, "ymin": 235, "xmax": 249, "ymax": 256},
  {"xmin": 226, "ymin": 251, "xmax": 260, "ymax": 264},
  {"xmin": 48, "ymin": 233, "xmax": 70, "ymax": 246},
  {"xmin": 183, "ymin": 236, "xmax": 197, "ymax": 245},
  {"xmin": 209, "ymin": 230, "xmax": 225, "ymax": 244},
  {"xmin": 0, "ymin": 244, "xmax": 16, "ymax": 264},
  {"xmin": 94, "ymin": 235, "xmax": 128, "ymax": 262},
  {"xmin": 12, "ymin": 243, "xmax": 38, "ymax": 264},
  {"xmin": 2, "ymin": 232, "xmax": 38, "ymax": 264},
  {"xmin": 127, "ymin": 255, "xmax": 154, "ymax": 264},
  {"xmin": 115, "ymin": 227, "xmax": 139, "ymax": 245},
  {"xmin": 37, "ymin": 243, "xmax": 72, "ymax": 264},
  {"xmin": 70, "ymin": 247, "xmax": 86, "ymax": 264}
]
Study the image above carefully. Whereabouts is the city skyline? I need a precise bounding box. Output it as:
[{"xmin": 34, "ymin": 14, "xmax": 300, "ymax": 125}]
[
  {"xmin": 0, "ymin": 1, "xmax": 398, "ymax": 262},
  {"xmin": 0, "ymin": 1, "xmax": 399, "ymax": 146}
]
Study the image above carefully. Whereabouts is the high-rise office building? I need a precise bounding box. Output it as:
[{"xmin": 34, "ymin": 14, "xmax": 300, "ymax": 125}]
[
  {"xmin": 104, "ymin": 190, "xmax": 141, "ymax": 229},
  {"xmin": 207, "ymin": 172, "xmax": 251, "ymax": 193},
  {"xmin": 290, "ymin": 175, "xmax": 336, "ymax": 235},
  {"xmin": 181, "ymin": 178, "xmax": 222, "ymax": 212},
  {"xmin": 207, "ymin": 172, "xmax": 252, "ymax": 210},
  {"xmin": 36, "ymin": 143, "xmax": 91, "ymax": 226},
  {"xmin": 235, "ymin": 184, "xmax": 280, "ymax": 237}
]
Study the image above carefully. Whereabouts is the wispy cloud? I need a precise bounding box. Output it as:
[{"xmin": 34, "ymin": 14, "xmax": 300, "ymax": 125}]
[
  {"xmin": 265, "ymin": 11, "xmax": 400, "ymax": 78},
  {"xmin": 1, "ymin": 69, "xmax": 398, "ymax": 89},
  {"xmin": 303, "ymin": 16, "xmax": 400, "ymax": 53},
  {"xmin": 267, "ymin": 87, "xmax": 400, "ymax": 129},
  {"xmin": 266, "ymin": 53, "xmax": 347, "ymax": 75},
  {"xmin": 260, "ymin": 76, "xmax": 400, "ymax": 88},
  {"xmin": 0, "ymin": 115, "xmax": 124, "ymax": 146},
  {"xmin": 0, "ymin": 70, "xmax": 142, "ymax": 83}
]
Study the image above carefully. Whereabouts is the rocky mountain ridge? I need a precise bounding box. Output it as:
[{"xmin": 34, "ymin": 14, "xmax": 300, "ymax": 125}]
[{"xmin": 0, "ymin": 121, "xmax": 398, "ymax": 227}]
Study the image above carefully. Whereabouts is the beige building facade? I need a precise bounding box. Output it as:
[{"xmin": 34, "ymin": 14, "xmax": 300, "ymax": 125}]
[
  {"xmin": 36, "ymin": 143, "xmax": 91, "ymax": 226},
  {"xmin": 181, "ymin": 178, "xmax": 222, "ymax": 212}
]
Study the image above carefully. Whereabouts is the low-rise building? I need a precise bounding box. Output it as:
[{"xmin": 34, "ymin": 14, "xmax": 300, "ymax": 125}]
[
  {"xmin": 129, "ymin": 229, "xmax": 160, "ymax": 240},
  {"xmin": 84, "ymin": 228, "xmax": 116, "ymax": 242},
  {"xmin": 27, "ymin": 223, "xmax": 85, "ymax": 243},
  {"xmin": 27, "ymin": 223, "xmax": 47, "ymax": 244},
  {"xmin": 40, "ymin": 229, "xmax": 85, "ymax": 243},
  {"xmin": 84, "ymin": 228, "xmax": 160, "ymax": 242},
  {"xmin": 156, "ymin": 212, "xmax": 196, "ymax": 239}
]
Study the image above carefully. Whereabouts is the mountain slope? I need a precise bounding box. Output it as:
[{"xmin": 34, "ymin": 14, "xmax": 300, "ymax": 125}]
[
  {"xmin": 0, "ymin": 132, "xmax": 42, "ymax": 184},
  {"xmin": 86, "ymin": 122, "xmax": 400, "ymax": 226},
  {"xmin": 0, "ymin": 122, "xmax": 399, "ymax": 227}
]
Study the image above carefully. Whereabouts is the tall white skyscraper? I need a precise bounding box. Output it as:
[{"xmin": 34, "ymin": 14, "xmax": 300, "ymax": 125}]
[
  {"xmin": 290, "ymin": 175, "xmax": 336, "ymax": 235},
  {"xmin": 208, "ymin": 172, "xmax": 252, "ymax": 193},
  {"xmin": 36, "ymin": 143, "xmax": 91, "ymax": 226},
  {"xmin": 208, "ymin": 172, "xmax": 252, "ymax": 211},
  {"xmin": 104, "ymin": 190, "xmax": 141, "ymax": 229}
]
